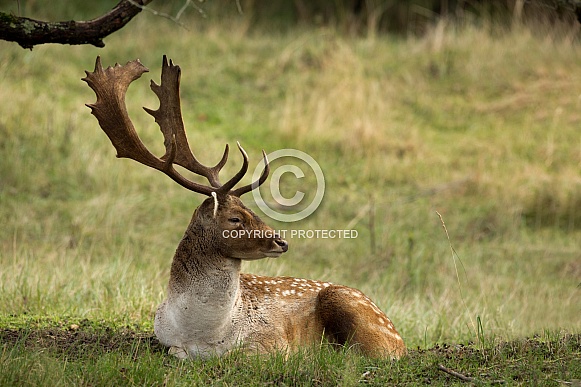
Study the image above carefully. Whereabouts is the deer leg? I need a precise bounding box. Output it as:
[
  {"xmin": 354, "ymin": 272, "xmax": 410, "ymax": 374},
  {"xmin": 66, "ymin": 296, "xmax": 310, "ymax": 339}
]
[
  {"xmin": 168, "ymin": 346, "xmax": 189, "ymax": 359},
  {"xmin": 316, "ymin": 285, "xmax": 406, "ymax": 358}
]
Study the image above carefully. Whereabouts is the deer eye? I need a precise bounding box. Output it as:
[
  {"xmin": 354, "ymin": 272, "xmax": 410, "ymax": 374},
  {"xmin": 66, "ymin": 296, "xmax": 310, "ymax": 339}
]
[{"xmin": 228, "ymin": 217, "xmax": 241, "ymax": 223}]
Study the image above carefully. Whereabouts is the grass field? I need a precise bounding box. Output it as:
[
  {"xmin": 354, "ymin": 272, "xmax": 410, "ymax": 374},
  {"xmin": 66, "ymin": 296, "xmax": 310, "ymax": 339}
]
[{"xmin": 0, "ymin": 3, "xmax": 580, "ymax": 385}]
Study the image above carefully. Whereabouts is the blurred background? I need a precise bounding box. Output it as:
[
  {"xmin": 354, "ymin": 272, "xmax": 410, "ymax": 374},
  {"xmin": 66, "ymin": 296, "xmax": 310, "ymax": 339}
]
[{"xmin": 0, "ymin": 0, "xmax": 580, "ymax": 348}]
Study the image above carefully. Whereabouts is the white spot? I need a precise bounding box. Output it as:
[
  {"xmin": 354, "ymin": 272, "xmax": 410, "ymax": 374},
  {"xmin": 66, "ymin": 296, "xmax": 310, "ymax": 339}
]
[{"xmin": 392, "ymin": 331, "xmax": 402, "ymax": 340}]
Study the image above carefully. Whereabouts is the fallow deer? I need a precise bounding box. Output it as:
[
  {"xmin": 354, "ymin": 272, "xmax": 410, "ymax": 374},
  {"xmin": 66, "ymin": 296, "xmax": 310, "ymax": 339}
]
[{"xmin": 83, "ymin": 56, "xmax": 406, "ymax": 359}]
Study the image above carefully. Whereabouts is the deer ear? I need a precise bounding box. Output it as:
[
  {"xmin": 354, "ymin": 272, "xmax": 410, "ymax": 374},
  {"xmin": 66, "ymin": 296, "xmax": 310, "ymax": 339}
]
[{"xmin": 211, "ymin": 192, "xmax": 219, "ymax": 218}]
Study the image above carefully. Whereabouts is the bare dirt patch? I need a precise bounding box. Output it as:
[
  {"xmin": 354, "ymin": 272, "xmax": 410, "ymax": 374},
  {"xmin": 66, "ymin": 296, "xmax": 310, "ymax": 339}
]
[{"xmin": 0, "ymin": 325, "xmax": 165, "ymax": 359}]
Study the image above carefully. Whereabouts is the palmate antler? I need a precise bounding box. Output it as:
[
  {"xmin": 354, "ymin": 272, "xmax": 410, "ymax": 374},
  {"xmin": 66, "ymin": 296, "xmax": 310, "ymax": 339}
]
[{"xmin": 82, "ymin": 55, "xmax": 268, "ymax": 197}]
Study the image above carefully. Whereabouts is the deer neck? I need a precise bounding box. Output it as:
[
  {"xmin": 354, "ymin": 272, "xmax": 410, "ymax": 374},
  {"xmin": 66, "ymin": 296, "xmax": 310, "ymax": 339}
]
[{"xmin": 167, "ymin": 222, "xmax": 242, "ymax": 320}]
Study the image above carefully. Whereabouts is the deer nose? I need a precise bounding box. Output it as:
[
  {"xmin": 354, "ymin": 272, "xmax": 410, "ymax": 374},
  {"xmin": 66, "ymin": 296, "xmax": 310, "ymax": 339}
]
[{"xmin": 274, "ymin": 238, "xmax": 288, "ymax": 252}]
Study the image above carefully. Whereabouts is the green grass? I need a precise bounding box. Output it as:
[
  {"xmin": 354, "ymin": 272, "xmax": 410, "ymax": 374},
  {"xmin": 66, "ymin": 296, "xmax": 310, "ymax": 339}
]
[
  {"xmin": 1, "ymin": 320, "xmax": 579, "ymax": 385},
  {"xmin": 1, "ymin": 6, "xmax": 580, "ymax": 385}
]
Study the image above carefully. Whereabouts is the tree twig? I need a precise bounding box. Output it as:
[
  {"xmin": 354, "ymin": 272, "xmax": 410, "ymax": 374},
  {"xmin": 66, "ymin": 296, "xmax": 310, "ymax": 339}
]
[
  {"xmin": 438, "ymin": 364, "xmax": 505, "ymax": 385},
  {"xmin": 0, "ymin": 0, "xmax": 153, "ymax": 49},
  {"xmin": 127, "ymin": 0, "xmax": 206, "ymax": 27},
  {"xmin": 437, "ymin": 364, "xmax": 475, "ymax": 382}
]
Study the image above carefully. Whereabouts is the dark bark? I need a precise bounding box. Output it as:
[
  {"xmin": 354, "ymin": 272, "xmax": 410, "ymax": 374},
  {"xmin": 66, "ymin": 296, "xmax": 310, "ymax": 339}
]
[{"xmin": 0, "ymin": 0, "xmax": 153, "ymax": 49}]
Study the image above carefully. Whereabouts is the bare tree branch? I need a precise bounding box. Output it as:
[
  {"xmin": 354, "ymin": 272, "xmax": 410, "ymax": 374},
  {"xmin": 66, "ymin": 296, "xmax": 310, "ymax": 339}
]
[
  {"xmin": 129, "ymin": 0, "xmax": 206, "ymax": 25},
  {"xmin": 0, "ymin": 0, "xmax": 153, "ymax": 50}
]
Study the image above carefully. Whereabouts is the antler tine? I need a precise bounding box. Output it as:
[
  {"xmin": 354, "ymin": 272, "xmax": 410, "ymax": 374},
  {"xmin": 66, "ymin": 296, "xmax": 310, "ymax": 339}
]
[
  {"xmin": 231, "ymin": 150, "xmax": 270, "ymax": 197},
  {"xmin": 217, "ymin": 142, "xmax": 250, "ymax": 194},
  {"xmin": 83, "ymin": 56, "xmax": 214, "ymax": 196},
  {"xmin": 143, "ymin": 55, "xmax": 227, "ymax": 188}
]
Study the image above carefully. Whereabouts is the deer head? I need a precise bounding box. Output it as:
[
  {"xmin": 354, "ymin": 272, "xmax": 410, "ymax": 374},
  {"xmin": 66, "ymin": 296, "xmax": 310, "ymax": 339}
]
[{"xmin": 82, "ymin": 56, "xmax": 288, "ymax": 261}]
